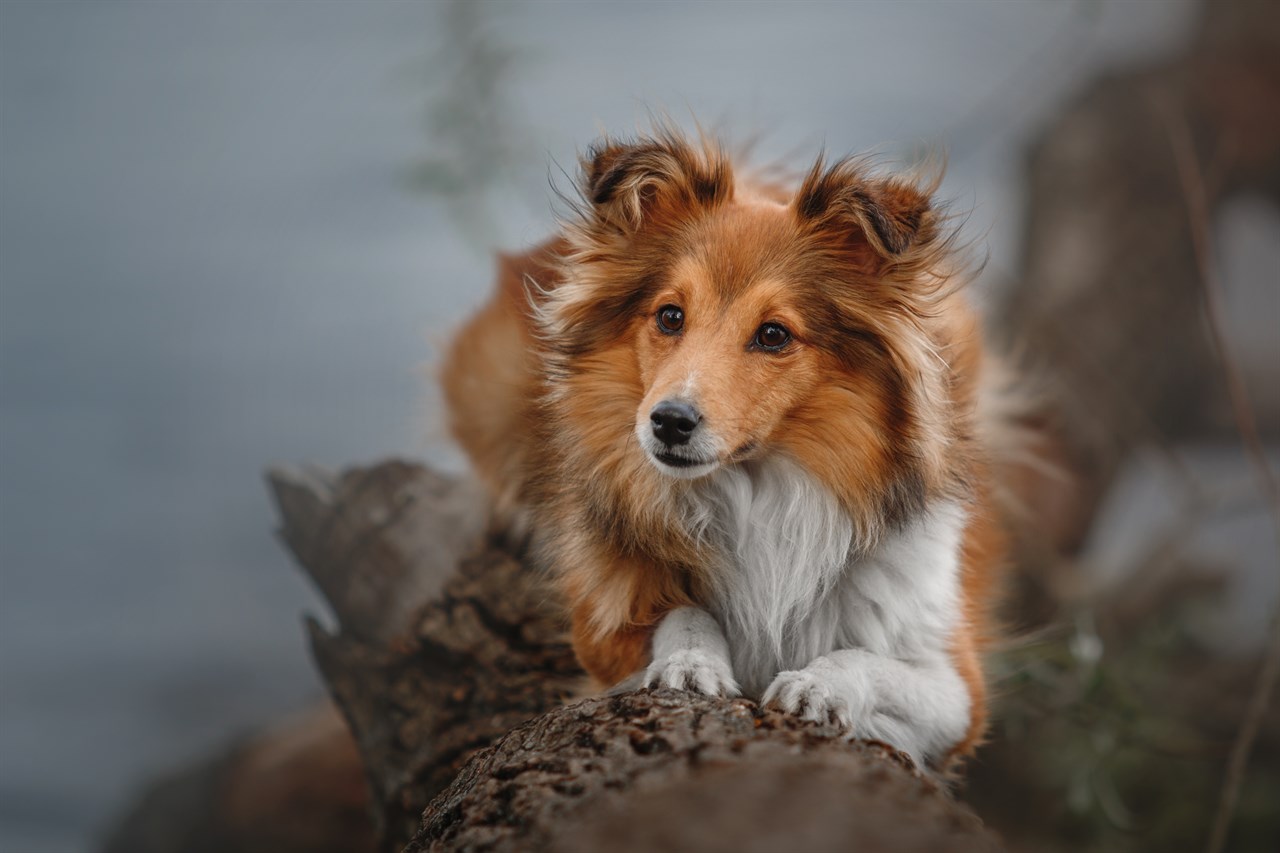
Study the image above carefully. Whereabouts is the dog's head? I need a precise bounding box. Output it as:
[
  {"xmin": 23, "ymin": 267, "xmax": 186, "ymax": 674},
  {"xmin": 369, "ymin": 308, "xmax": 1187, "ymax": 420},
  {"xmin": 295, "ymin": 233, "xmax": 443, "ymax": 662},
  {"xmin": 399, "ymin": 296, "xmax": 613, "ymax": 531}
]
[{"xmin": 541, "ymin": 130, "xmax": 953, "ymax": 511}]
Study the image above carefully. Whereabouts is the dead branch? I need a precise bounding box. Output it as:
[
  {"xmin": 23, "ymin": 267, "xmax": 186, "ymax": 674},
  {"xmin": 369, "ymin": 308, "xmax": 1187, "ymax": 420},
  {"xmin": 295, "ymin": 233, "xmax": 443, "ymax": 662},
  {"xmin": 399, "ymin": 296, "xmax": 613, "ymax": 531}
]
[{"xmin": 269, "ymin": 460, "xmax": 1003, "ymax": 853}]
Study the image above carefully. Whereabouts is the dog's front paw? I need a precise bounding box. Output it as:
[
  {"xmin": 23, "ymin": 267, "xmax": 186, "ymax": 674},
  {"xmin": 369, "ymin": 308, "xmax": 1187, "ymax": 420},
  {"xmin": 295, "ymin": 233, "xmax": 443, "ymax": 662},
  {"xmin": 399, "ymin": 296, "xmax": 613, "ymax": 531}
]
[
  {"xmin": 644, "ymin": 648, "xmax": 739, "ymax": 697},
  {"xmin": 762, "ymin": 662, "xmax": 858, "ymax": 726}
]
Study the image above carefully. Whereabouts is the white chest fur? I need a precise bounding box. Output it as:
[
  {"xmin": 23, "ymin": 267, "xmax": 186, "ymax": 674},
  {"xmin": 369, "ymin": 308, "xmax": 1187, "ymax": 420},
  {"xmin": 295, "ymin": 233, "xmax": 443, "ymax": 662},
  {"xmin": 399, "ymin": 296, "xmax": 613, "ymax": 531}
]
[{"xmin": 682, "ymin": 457, "xmax": 965, "ymax": 696}]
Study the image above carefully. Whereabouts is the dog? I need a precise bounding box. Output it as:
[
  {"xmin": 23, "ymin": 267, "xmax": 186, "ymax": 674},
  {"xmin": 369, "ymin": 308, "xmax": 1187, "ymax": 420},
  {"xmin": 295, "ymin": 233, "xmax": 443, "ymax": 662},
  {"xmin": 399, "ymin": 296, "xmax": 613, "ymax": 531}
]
[{"xmin": 441, "ymin": 127, "xmax": 1010, "ymax": 769}]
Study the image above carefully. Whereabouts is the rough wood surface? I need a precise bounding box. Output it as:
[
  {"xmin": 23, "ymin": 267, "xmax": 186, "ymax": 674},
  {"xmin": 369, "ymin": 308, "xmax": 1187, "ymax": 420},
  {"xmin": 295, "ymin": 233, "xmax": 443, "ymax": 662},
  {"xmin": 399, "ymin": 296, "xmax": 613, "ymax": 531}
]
[
  {"xmin": 410, "ymin": 690, "xmax": 998, "ymax": 853},
  {"xmin": 268, "ymin": 460, "xmax": 487, "ymax": 644},
  {"xmin": 304, "ymin": 540, "xmax": 584, "ymax": 847},
  {"xmin": 268, "ymin": 459, "xmax": 584, "ymax": 847},
  {"xmin": 269, "ymin": 460, "xmax": 1002, "ymax": 853}
]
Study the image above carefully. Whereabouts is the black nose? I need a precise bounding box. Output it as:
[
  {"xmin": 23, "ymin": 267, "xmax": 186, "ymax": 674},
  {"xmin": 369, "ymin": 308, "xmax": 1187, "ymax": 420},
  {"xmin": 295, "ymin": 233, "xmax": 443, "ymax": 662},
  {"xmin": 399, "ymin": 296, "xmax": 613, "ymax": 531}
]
[{"xmin": 650, "ymin": 399, "xmax": 701, "ymax": 446}]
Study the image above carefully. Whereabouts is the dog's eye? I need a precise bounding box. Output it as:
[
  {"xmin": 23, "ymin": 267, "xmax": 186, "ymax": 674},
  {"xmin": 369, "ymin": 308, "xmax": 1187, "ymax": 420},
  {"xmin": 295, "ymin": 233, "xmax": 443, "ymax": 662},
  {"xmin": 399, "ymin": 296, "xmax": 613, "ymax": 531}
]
[
  {"xmin": 754, "ymin": 322, "xmax": 791, "ymax": 351},
  {"xmin": 656, "ymin": 305, "xmax": 684, "ymax": 335}
]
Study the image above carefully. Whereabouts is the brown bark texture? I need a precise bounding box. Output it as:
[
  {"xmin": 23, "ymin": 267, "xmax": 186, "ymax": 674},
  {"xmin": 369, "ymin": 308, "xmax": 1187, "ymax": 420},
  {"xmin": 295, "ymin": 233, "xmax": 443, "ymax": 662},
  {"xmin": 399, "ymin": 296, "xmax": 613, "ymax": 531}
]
[{"xmin": 270, "ymin": 460, "xmax": 1001, "ymax": 853}]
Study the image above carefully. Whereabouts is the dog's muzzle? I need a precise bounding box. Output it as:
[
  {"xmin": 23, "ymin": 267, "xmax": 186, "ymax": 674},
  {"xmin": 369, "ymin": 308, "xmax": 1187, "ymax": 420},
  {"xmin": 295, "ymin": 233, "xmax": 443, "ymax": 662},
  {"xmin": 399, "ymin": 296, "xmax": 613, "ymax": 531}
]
[{"xmin": 640, "ymin": 398, "xmax": 720, "ymax": 479}]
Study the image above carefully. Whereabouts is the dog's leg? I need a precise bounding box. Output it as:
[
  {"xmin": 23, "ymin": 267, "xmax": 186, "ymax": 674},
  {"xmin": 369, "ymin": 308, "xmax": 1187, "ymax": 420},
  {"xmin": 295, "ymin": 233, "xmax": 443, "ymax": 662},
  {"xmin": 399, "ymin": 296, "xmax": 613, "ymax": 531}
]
[
  {"xmin": 761, "ymin": 650, "xmax": 969, "ymax": 766},
  {"xmin": 643, "ymin": 606, "xmax": 739, "ymax": 697}
]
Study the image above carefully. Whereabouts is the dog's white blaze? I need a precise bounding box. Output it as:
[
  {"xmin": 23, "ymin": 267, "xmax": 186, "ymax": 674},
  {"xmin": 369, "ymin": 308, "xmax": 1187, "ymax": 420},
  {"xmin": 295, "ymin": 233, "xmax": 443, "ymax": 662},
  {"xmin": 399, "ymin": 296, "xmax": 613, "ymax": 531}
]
[
  {"xmin": 655, "ymin": 456, "xmax": 970, "ymax": 764},
  {"xmin": 676, "ymin": 370, "xmax": 699, "ymax": 398}
]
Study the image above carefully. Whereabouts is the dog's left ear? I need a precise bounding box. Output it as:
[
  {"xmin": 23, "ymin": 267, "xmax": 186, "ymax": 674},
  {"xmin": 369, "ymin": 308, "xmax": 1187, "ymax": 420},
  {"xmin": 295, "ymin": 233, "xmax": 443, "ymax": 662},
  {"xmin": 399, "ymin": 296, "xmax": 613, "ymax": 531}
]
[{"xmin": 795, "ymin": 159, "xmax": 937, "ymax": 266}]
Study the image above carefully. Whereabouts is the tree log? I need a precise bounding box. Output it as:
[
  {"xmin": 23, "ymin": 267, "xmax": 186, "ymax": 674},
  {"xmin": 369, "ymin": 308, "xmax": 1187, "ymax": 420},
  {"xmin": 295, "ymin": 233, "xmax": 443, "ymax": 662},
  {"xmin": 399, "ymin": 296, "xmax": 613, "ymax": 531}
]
[
  {"xmin": 269, "ymin": 460, "xmax": 1002, "ymax": 852},
  {"xmin": 410, "ymin": 690, "xmax": 997, "ymax": 853}
]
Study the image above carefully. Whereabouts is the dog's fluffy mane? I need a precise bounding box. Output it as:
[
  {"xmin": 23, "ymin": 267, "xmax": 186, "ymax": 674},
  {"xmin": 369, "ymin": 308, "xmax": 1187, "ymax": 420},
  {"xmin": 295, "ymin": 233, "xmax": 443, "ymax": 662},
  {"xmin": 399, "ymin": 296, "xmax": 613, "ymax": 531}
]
[{"xmin": 532, "ymin": 128, "xmax": 978, "ymax": 564}]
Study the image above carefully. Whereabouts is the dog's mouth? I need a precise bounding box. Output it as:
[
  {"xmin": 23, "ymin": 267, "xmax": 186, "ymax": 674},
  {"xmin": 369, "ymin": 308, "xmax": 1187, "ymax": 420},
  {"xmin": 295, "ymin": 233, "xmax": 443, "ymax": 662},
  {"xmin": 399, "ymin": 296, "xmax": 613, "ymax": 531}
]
[
  {"xmin": 654, "ymin": 451, "xmax": 712, "ymax": 469},
  {"xmin": 645, "ymin": 448, "xmax": 720, "ymax": 479}
]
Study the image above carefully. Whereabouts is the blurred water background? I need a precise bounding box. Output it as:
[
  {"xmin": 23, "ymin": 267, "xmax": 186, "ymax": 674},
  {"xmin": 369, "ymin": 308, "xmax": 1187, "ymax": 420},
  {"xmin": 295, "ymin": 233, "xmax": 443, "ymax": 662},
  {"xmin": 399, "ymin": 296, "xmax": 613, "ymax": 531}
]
[{"xmin": 1, "ymin": 1, "xmax": 1275, "ymax": 850}]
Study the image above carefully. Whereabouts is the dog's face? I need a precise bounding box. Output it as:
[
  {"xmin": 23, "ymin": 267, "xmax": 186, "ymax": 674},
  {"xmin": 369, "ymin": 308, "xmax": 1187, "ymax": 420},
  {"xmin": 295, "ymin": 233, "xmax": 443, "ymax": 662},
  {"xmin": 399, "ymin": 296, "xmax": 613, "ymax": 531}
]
[
  {"xmin": 544, "ymin": 132, "xmax": 942, "ymax": 491},
  {"xmin": 630, "ymin": 211, "xmax": 825, "ymax": 479}
]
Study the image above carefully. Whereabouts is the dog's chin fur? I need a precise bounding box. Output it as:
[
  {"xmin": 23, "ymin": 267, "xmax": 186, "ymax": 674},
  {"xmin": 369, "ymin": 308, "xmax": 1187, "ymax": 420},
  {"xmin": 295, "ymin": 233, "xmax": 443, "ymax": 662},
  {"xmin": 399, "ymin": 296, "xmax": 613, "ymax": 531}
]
[{"xmin": 442, "ymin": 126, "xmax": 1016, "ymax": 771}]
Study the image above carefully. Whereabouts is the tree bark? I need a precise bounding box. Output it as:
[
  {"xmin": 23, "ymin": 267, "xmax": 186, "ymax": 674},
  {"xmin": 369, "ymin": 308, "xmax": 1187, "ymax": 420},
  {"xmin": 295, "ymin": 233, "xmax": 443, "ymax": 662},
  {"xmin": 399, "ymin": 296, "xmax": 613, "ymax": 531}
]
[
  {"xmin": 268, "ymin": 460, "xmax": 1002, "ymax": 853},
  {"xmin": 409, "ymin": 690, "xmax": 997, "ymax": 853}
]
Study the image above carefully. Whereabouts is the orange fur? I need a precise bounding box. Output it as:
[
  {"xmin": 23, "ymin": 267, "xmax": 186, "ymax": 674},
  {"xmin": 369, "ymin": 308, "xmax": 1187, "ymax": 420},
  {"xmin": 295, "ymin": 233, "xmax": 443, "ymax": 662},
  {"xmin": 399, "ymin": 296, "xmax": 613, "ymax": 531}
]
[
  {"xmin": 441, "ymin": 239, "xmax": 567, "ymax": 522},
  {"xmin": 442, "ymin": 128, "xmax": 1012, "ymax": 767}
]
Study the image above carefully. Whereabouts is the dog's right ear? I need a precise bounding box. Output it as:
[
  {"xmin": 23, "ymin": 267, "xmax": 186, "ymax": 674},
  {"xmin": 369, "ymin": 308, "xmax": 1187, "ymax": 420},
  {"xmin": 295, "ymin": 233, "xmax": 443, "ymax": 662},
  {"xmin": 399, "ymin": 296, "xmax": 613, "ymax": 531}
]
[{"xmin": 582, "ymin": 135, "xmax": 732, "ymax": 233}]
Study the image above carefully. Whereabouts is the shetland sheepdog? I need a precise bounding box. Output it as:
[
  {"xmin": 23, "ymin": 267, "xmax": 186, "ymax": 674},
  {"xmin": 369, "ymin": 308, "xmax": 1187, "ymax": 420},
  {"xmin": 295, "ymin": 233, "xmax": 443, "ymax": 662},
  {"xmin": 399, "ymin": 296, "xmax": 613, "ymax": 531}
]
[{"xmin": 442, "ymin": 128, "xmax": 1009, "ymax": 769}]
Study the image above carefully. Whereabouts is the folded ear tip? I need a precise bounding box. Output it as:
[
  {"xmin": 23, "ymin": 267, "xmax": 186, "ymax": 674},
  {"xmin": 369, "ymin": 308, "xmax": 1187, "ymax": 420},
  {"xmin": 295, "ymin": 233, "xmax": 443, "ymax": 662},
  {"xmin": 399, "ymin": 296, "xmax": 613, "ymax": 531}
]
[
  {"xmin": 871, "ymin": 185, "xmax": 931, "ymax": 255},
  {"xmin": 578, "ymin": 132, "xmax": 732, "ymax": 230},
  {"xmin": 584, "ymin": 142, "xmax": 627, "ymax": 204},
  {"xmin": 797, "ymin": 163, "xmax": 936, "ymax": 258}
]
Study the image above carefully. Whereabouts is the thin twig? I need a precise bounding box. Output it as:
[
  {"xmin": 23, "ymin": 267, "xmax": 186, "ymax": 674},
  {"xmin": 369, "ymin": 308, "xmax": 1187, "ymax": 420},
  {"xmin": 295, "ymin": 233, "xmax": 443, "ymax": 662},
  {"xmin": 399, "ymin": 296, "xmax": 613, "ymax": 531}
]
[{"xmin": 1157, "ymin": 96, "xmax": 1280, "ymax": 853}]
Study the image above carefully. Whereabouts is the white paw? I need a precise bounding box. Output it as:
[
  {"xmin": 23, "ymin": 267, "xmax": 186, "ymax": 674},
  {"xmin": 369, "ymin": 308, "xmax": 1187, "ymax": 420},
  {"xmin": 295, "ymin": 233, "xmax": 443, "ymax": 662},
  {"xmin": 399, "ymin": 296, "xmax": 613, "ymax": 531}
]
[
  {"xmin": 762, "ymin": 665, "xmax": 856, "ymax": 726},
  {"xmin": 644, "ymin": 648, "xmax": 740, "ymax": 697}
]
